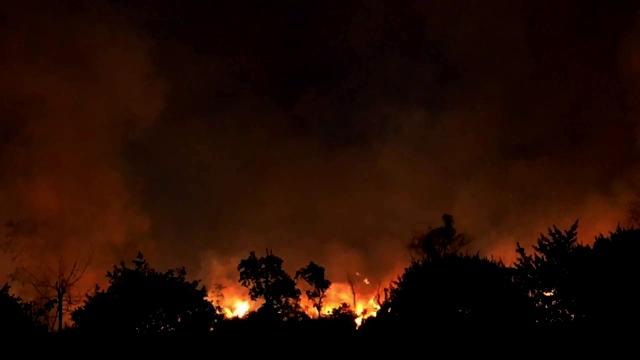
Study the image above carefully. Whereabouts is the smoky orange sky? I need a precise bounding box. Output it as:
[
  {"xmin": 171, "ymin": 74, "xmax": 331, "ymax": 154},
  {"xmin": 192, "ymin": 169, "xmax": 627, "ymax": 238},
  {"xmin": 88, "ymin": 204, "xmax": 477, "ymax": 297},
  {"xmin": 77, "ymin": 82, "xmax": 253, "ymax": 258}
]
[{"xmin": 2, "ymin": 0, "xmax": 640, "ymax": 302}]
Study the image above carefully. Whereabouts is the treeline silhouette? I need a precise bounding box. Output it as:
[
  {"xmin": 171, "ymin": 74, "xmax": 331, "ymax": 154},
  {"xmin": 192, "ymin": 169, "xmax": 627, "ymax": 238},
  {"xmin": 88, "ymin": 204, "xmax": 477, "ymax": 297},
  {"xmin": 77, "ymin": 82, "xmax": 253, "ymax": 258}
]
[{"xmin": 2, "ymin": 214, "xmax": 639, "ymax": 347}]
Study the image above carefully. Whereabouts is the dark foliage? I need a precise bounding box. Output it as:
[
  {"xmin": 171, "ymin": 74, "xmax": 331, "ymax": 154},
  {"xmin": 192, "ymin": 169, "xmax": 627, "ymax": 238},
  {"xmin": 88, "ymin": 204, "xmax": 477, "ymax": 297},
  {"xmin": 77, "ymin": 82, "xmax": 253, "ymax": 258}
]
[
  {"xmin": 295, "ymin": 261, "xmax": 331, "ymax": 317},
  {"xmin": 327, "ymin": 302, "xmax": 357, "ymax": 322},
  {"xmin": 0, "ymin": 284, "xmax": 45, "ymax": 334},
  {"xmin": 2, "ymin": 214, "xmax": 639, "ymax": 346},
  {"xmin": 71, "ymin": 252, "xmax": 221, "ymax": 334},
  {"xmin": 238, "ymin": 249, "xmax": 304, "ymax": 321},
  {"xmin": 514, "ymin": 220, "xmax": 586, "ymax": 324},
  {"xmin": 578, "ymin": 226, "xmax": 640, "ymax": 328},
  {"xmin": 408, "ymin": 214, "xmax": 468, "ymax": 261},
  {"xmin": 377, "ymin": 253, "xmax": 535, "ymax": 333},
  {"xmin": 513, "ymin": 221, "xmax": 640, "ymax": 332}
]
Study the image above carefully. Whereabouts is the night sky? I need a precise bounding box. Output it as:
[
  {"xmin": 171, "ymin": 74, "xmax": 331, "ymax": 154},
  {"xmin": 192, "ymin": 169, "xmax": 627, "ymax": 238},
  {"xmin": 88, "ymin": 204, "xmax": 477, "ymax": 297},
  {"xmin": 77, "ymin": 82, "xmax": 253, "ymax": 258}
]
[{"xmin": 2, "ymin": 0, "xmax": 640, "ymax": 294}]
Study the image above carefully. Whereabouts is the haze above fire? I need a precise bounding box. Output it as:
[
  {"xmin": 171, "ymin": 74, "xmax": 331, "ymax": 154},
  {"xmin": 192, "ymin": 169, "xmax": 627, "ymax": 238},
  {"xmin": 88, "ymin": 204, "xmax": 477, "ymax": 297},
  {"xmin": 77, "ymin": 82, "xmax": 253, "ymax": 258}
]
[{"xmin": 1, "ymin": 0, "xmax": 640, "ymax": 292}]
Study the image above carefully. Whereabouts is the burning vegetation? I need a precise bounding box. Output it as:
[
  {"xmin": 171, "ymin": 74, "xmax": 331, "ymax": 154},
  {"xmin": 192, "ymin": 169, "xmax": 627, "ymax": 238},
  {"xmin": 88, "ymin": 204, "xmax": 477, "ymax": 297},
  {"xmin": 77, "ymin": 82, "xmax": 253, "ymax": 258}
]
[
  {"xmin": 209, "ymin": 249, "xmax": 381, "ymax": 327},
  {"xmin": 3, "ymin": 213, "xmax": 640, "ymax": 343}
]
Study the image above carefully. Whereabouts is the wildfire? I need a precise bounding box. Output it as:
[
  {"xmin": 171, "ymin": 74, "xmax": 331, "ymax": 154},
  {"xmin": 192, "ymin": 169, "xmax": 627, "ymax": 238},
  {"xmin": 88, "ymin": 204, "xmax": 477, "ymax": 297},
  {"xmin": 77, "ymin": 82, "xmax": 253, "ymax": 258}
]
[
  {"xmin": 213, "ymin": 274, "xmax": 382, "ymax": 328},
  {"xmin": 324, "ymin": 294, "xmax": 381, "ymax": 328},
  {"xmin": 223, "ymin": 300, "xmax": 250, "ymax": 318}
]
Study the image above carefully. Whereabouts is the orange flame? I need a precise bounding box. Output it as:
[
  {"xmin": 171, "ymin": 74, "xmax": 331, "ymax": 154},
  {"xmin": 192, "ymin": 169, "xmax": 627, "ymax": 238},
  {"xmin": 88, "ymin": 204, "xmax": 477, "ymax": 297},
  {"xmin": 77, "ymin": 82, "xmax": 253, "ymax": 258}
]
[
  {"xmin": 210, "ymin": 273, "xmax": 383, "ymax": 328},
  {"xmin": 222, "ymin": 300, "xmax": 250, "ymax": 318}
]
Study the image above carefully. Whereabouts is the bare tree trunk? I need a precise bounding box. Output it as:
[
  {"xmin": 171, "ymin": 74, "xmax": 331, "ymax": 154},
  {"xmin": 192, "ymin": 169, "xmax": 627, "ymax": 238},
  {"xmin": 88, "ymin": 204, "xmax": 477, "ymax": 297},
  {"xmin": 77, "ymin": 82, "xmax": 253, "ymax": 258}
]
[
  {"xmin": 347, "ymin": 273, "xmax": 356, "ymax": 310},
  {"xmin": 57, "ymin": 285, "xmax": 64, "ymax": 332}
]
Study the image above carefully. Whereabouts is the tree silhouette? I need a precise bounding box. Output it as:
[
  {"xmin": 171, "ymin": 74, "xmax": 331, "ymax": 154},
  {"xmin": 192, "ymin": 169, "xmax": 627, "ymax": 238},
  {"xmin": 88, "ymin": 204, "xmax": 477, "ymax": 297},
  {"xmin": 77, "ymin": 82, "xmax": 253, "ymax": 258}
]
[
  {"xmin": 408, "ymin": 214, "xmax": 468, "ymax": 261},
  {"xmin": 17, "ymin": 256, "xmax": 90, "ymax": 332},
  {"xmin": 585, "ymin": 226, "xmax": 640, "ymax": 328},
  {"xmin": 3, "ymin": 220, "xmax": 91, "ymax": 332},
  {"xmin": 0, "ymin": 284, "xmax": 45, "ymax": 334},
  {"xmin": 322, "ymin": 302, "xmax": 358, "ymax": 333},
  {"xmin": 514, "ymin": 220, "xmax": 587, "ymax": 325},
  {"xmin": 327, "ymin": 302, "xmax": 357, "ymax": 322},
  {"xmin": 72, "ymin": 252, "xmax": 221, "ymax": 334},
  {"xmin": 378, "ymin": 253, "xmax": 534, "ymax": 333},
  {"xmin": 5, "ymin": 214, "xmax": 638, "ymax": 341},
  {"xmin": 295, "ymin": 262, "xmax": 331, "ymax": 317},
  {"xmin": 238, "ymin": 249, "xmax": 303, "ymax": 321}
]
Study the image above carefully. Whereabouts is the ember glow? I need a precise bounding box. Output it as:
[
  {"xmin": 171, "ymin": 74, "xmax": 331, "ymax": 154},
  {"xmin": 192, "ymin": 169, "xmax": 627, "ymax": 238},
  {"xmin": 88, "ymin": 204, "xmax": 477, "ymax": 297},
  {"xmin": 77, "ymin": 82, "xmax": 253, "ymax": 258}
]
[
  {"xmin": 223, "ymin": 300, "xmax": 250, "ymax": 318},
  {"xmin": 212, "ymin": 274, "xmax": 383, "ymax": 327}
]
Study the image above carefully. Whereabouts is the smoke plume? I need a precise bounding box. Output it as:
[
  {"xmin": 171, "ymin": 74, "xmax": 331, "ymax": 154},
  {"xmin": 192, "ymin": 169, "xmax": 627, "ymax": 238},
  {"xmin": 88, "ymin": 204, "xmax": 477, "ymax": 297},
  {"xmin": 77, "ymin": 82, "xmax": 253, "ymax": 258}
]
[
  {"xmin": 2, "ymin": 0, "xmax": 640, "ymax": 303},
  {"xmin": 0, "ymin": 1, "xmax": 165, "ymax": 290}
]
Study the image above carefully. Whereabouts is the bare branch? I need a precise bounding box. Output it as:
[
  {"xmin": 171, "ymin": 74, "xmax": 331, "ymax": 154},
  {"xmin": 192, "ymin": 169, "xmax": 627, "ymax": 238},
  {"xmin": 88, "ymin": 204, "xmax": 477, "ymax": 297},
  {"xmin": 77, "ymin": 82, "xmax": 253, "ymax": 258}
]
[
  {"xmin": 347, "ymin": 272, "xmax": 357, "ymax": 310},
  {"xmin": 67, "ymin": 258, "xmax": 89, "ymax": 286},
  {"xmin": 375, "ymin": 283, "xmax": 382, "ymax": 307},
  {"xmin": 22, "ymin": 266, "xmax": 55, "ymax": 289},
  {"xmin": 32, "ymin": 285, "xmax": 49, "ymax": 300},
  {"xmin": 20, "ymin": 253, "xmax": 92, "ymax": 332},
  {"xmin": 47, "ymin": 266, "xmax": 57, "ymax": 278}
]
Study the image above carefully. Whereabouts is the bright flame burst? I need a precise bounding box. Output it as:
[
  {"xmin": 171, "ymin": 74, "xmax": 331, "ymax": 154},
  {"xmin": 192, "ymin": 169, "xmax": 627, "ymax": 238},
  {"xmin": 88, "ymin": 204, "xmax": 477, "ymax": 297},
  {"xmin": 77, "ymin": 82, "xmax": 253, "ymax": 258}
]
[
  {"xmin": 223, "ymin": 300, "xmax": 250, "ymax": 318},
  {"xmin": 212, "ymin": 274, "xmax": 382, "ymax": 328}
]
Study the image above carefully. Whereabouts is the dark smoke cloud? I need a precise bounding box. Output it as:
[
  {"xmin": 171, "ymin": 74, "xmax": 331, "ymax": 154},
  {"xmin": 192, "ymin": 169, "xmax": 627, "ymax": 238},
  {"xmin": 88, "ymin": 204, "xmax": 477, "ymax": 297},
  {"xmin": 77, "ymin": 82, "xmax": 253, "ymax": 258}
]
[
  {"xmin": 0, "ymin": 0, "xmax": 165, "ymax": 287},
  {"xmin": 3, "ymin": 0, "xmax": 640, "ymax": 296}
]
